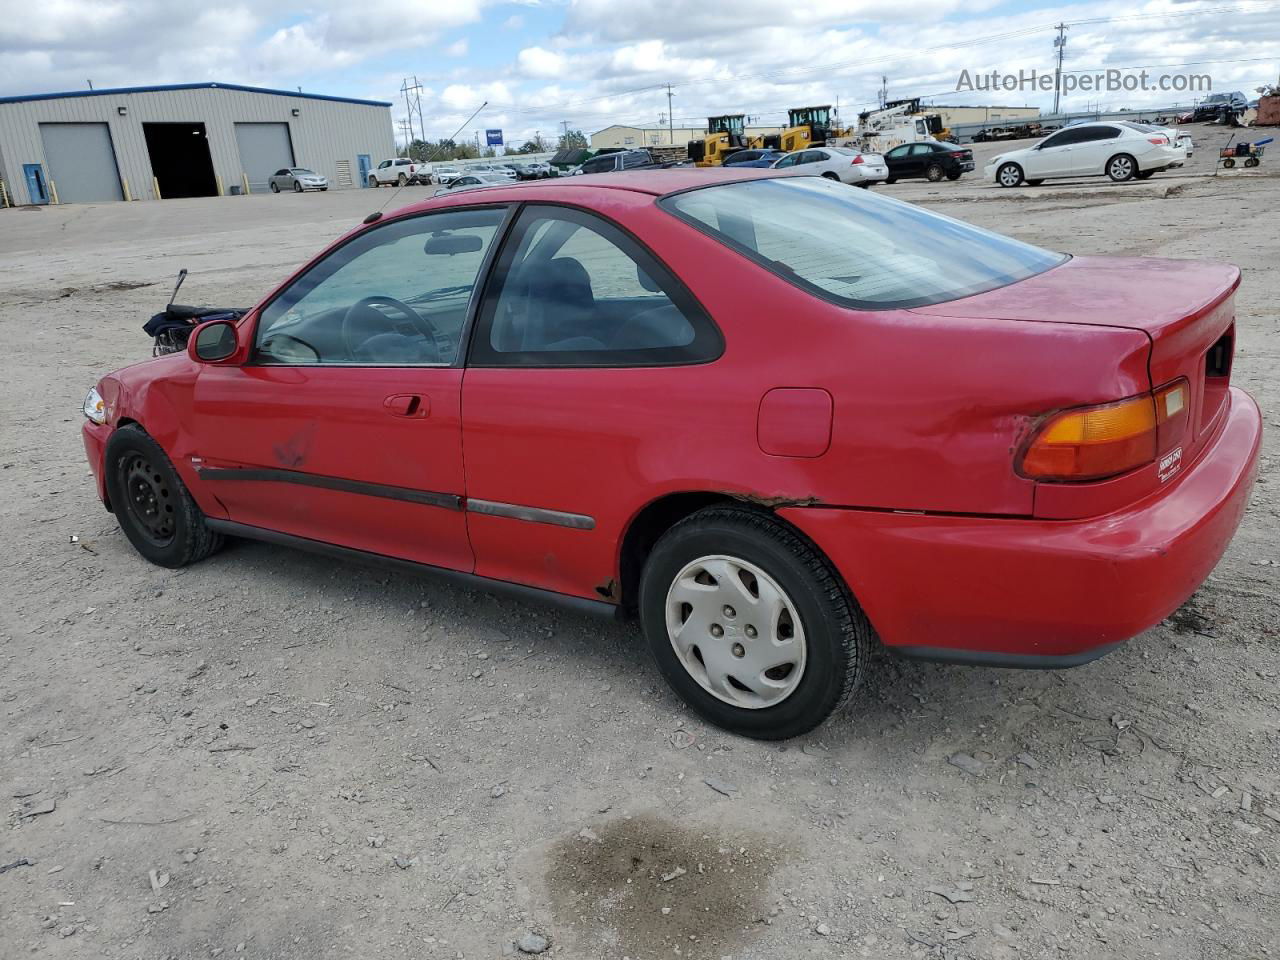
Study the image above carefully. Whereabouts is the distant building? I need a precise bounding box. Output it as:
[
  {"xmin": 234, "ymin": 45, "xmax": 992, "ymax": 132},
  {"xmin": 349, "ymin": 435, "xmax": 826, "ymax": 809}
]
[
  {"xmin": 0, "ymin": 82, "xmax": 394, "ymax": 205},
  {"xmin": 925, "ymin": 105, "xmax": 1040, "ymax": 127}
]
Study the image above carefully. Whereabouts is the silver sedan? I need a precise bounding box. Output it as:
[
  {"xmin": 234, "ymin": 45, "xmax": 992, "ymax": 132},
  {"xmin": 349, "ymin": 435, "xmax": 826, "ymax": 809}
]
[
  {"xmin": 431, "ymin": 173, "xmax": 511, "ymax": 196},
  {"xmin": 268, "ymin": 168, "xmax": 329, "ymax": 193}
]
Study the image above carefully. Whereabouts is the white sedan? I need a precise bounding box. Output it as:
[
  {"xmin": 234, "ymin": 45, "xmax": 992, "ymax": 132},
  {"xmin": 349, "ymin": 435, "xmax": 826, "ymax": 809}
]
[
  {"xmin": 985, "ymin": 121, "xmax": 1186, "ymax": 187},
  {"xmin": 772, "ymin": 146, "xmax": 888, "ymax": 186}
]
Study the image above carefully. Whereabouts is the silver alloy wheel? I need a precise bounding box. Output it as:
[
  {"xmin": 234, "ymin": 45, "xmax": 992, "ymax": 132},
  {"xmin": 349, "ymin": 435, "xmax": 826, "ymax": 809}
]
[
  {"xmin": 1109, "ymin": 155, "xmax": 1134, "ymax": 180},
  {"xmin": 998, "ymin": 163, "xmax": 1022, "ymax": 187},
  {"xmin": 664, "ymin": 554, "xmax": 807, "ymax": 709}
]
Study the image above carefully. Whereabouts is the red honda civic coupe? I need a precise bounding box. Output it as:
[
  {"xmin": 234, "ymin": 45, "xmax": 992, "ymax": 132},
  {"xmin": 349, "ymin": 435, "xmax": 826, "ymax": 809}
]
[{"xmin": 81, "ymin": 170, "xmax": 1261, "ymax": 739}]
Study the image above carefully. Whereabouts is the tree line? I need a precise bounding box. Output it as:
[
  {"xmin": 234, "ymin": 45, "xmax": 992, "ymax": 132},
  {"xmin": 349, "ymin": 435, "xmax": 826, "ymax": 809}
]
[{"xmin": 399, "ymin": 129, "xmax": 589, "ymax": 162}]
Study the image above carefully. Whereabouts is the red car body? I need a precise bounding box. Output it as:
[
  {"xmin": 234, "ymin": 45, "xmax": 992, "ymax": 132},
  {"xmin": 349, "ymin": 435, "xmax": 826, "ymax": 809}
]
[{"xmin": 83, "ymin": 169, "xmax": 1261, "ymax": 669}]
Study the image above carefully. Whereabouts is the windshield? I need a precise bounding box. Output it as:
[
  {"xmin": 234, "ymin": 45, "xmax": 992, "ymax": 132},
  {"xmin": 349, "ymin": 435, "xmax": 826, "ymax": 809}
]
[
  {"xmin": 661, "ymin": 177, "xmax": 1067, "ymax": 309},
  {"xmin": 292, "ymin": 168, "xmax": 316, "ymax": 175}
]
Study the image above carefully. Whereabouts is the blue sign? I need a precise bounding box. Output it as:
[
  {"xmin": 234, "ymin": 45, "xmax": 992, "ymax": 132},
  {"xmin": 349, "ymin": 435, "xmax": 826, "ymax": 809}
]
[{"xmin": 485, "ymin": 129, "xmax": 503, "ymax": 146}]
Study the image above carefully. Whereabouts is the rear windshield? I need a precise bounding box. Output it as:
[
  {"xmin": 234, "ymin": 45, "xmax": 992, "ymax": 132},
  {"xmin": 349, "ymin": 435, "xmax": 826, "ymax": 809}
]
[{"xmin": 660, "ymin": 177, "xmax": 1067, "ymax": 309}]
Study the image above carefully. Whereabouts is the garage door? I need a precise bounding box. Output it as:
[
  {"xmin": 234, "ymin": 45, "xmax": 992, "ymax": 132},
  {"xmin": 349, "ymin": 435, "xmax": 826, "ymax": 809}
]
[
  {"xmin": 235, "ymin": 123, "xmax": 295, "ymax": 194},
  {"xmin": 39, "ymin": 123, "xmax": 123, "ymax": 203}
]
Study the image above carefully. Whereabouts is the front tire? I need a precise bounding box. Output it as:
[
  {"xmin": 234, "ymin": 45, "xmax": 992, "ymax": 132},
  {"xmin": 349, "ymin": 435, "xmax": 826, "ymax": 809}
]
[
  {"xmin": 293, "ymin": 181, "xmax": 303, "ymax": 193},
  {"xmin": 104, "ymin": 425, "xmax": 223, "ymax": 569},
  {"xmin": 368, "ymin": 176, "xmax": 379, "ymax": 187},
  {"xmin": 1107, "ymin": 153, "xmax": 1137, "ymax": 182},
  {"xmin": 639, "ymin": 507, "xmax": 871, "ymax": 740},
  {"xmin": 997, "ymin": 162, "xmax": 1024, "ymax": 187}
]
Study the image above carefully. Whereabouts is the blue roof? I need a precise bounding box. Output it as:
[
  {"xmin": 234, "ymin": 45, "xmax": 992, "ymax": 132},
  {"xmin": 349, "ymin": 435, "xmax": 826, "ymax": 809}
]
[{"xmin": 0, "ymin": 82, "xmax": 391, "ymax": 108}]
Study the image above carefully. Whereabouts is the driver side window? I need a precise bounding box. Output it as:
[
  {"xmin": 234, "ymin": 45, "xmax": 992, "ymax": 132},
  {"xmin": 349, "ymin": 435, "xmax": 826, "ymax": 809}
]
[{"xmin": 254, "ymin": 207, "xmax": 507, "ymax": 366}]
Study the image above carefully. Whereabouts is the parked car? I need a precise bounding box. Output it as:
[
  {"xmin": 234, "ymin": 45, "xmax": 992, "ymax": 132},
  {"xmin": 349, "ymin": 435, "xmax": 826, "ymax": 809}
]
[
  {"xmin": 468, "ymin": 164, "xmax": 517, "ymax": 181},
  {"xmin": 1191, "ymin": 92, "xmax": 1248, "ymax": 123},
  {"xmin": 369, "ymin": 157, "xmax": 421, "ymax": 187},
  {"xmin": 882, "ymin": 141, "xmax": 975, "ymax": 182},
  {"xmin": 579, "ymin": 149, "xmax": 675, "ymax": 174},
  {"xmin": 432, "ymin": 165, "xmax": 463, "ymax": 185},
  {"xmin": 771, "ymin": 146, "xmax": 888, "ymax": 186},
  {"xmin": 1118, "ymin": 121, "xmax": 1193, "ymax": 161},
  {"xmin": 268, "ymin": 168, "xmax": 328, "ymax": 193},
  {"xmin": 431, "ymin": 173, "xmax": 511, "ymax": 196},
  {"xmin": 523, "ymin": 161, "xmax": 554, "ymax": 178},
  {"xmin": 81, "ymin": 170, "xmax": 1260, "ymax": 740},
  {"xmin": 721, "ymin": 148, "xmax": 787, "ymax": 168},
  {"xmin": 986, "ymin": 121, "xmax": 1185, "ymax": 187}
]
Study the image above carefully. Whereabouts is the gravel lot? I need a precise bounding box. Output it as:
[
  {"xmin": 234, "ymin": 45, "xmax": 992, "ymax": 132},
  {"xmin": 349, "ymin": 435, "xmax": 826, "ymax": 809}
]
[{"xmin": 2, "ymin": 123, "xmax": 1277, "ymax": 960}]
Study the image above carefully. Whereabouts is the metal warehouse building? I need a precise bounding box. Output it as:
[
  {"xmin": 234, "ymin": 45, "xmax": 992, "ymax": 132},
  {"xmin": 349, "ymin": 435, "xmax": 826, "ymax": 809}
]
[{"xmin": 0, "ymin": 82, "xmax": 395, "ymax": 206}]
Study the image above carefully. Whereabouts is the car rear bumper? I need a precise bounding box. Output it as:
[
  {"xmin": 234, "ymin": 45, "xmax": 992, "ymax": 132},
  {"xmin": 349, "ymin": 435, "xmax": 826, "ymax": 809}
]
[
  {"xmin": 779, "ymin": 387, "xmax": 1262, "ymax": 667},
  {"xmin": 82, "ymin": 421, "xmax": 110, "ymax": 507}
]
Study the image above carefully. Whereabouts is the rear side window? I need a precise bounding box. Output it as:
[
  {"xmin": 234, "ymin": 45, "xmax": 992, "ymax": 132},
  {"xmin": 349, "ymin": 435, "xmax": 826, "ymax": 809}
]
[
  {"xmin": 1079, "ymin": 125, "xmax": 1121, "ymax": 142},
  {"xmin": 662, "ymin": 177, "xmax": 1066, "ymax": 310},
  {"xmin": 470, "ymin": 205, "xmax": 721, "ymax": 367},
  {"xmin": 622, "ymin": 152, "xmax": 649, "ymax": 168}
]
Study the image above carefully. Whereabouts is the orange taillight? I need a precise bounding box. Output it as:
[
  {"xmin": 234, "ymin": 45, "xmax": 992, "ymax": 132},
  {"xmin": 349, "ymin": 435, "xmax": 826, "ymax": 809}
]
[{"xmin": 1019, "ymin": 379, "xmax": 1189, "ymax": 482}]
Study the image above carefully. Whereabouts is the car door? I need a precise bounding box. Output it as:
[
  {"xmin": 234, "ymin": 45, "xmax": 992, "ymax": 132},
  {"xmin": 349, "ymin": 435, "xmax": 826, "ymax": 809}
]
[
  {"xmin": 375, "ymin": 159, "xmax": 391, "ymax": 183},
  {"xmin": 461, "ymin": 203, "xmax": 724, "ymax": 600},
  {"xmin": 906, "ymin": 143, "xmax": 935, "ymax": 176},
  {"xmin": 884, "ymin": 144, "xmax": 910, "ymax": 177},
  {"xmin": 1025, "ymin": 129, "xmax": 1077, "ymax": 178},
  {"xmin": 1070, "ymin": 125, "xmax": 1122, "ymax": 176},
  {"xmin": 772, "ymin": 152, "xmax": 803, "ymax": 169},
  {"xmin": 188, "ymin": 205, "xmax": 511, "ymax": 571}
]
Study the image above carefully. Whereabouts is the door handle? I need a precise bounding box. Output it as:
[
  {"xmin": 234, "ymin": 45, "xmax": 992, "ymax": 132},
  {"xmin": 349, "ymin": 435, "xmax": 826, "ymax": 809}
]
[{"xmin": 383, "ymin": 394, "xmax": 430, "ymax": 418}]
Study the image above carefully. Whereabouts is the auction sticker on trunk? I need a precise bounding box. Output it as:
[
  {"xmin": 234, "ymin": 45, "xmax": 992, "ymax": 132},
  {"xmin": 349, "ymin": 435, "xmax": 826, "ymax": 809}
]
[{"xmin": 1159, "ymin": 447, "xmax": 1183, "ymax": 483}]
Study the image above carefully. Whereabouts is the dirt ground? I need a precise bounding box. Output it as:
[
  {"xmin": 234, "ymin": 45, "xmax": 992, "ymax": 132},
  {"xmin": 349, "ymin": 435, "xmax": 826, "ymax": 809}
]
[{"xmin": 2, "ymin": 122, "xmax": 1278, "ymax": 960}]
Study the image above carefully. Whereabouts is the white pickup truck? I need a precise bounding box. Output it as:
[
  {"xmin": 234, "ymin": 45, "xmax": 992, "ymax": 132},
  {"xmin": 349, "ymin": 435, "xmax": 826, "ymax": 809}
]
[{"xmin": 368, "ymin": 157, "xmax": 427, "ymax": 186}]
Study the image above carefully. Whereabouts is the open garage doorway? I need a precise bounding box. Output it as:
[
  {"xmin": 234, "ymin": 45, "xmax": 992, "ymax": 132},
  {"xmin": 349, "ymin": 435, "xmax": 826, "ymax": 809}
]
[{"xmin": 143, "ymin": 122, "xmax": 217, "ymax": 199}]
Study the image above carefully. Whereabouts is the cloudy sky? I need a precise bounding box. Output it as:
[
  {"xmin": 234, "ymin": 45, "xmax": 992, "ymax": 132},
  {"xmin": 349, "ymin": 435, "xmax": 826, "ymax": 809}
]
[{"xmin": 1, "ymin": 0, "xmax": 1276, "ymax": 145}]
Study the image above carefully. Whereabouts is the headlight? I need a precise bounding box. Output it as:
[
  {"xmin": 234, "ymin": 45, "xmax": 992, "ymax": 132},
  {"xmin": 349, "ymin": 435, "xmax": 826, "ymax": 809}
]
[{"xmin": 83, "ymin": 386, "xmax": 107, "ymax": 424}]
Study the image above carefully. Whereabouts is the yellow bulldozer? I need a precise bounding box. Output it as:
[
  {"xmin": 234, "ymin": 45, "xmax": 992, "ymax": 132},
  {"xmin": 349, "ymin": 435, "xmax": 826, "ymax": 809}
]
[{"xmin": 687, "ymin": 114, "xmax": 750, "ymax": 166}]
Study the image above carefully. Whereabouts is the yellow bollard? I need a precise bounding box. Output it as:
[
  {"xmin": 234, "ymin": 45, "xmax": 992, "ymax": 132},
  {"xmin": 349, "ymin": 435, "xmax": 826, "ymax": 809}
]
[
  {"xmin": 153, "ymin": 177, "xmax": 162, "ymax": 200},
  {"xmin": 121, "ymin": 177, "xmax": 132, "ymax": 202},
  {"xmin": 49, "ymin": 180, "xmax": 60, "ymax": 204},
  {"xmin": 215, "ymin": 174, "xmax": 224, "ymax": 197},
  {"xmin": 241, "ymin": 173, "xmax": 250, "ymax": 195}
]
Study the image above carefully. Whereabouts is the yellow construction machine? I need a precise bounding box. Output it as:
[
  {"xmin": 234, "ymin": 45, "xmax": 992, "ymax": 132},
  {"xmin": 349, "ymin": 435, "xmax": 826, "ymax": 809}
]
[
  {"xmin": 761, "ymin": 106, "xmax": 852, "ymax": 152},
  {"xmin": 687, "ymin": 114, "xmax": 750, "ymax": 166}
]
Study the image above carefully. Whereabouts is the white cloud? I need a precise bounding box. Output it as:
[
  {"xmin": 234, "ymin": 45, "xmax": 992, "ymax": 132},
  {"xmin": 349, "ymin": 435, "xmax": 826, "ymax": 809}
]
[
  {"xmin": 503, "ymin": 14, "xmax": 525, "ymax": 29},
  {"xmin": 517, "ymin": 46, "xmax": 567, "ymax": 77},
  {"xmin": 446, "ymin": 38, "xmax": 469, "ymax": 57}
]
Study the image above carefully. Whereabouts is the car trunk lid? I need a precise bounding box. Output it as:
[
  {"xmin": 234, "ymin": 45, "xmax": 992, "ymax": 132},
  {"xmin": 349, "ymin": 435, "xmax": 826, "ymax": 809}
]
[{"xmin": 913, "ymin": 255, "xmax": 1240, "ymax": 507}]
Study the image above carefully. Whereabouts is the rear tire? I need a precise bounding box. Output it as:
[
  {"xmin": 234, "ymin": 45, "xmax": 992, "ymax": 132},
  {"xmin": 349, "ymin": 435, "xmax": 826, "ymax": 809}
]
[
  {"xmin": 821, "ymin": 171, "xmax": 840, "ymax": 180},
  {"xmin": 397, "ymin": 173, "xmax": 408, "ymax": 186},
  {"xmin": 639, "ymin": 507, "xmax": 872, "ymax": 740},
  {"xmin": 269, "ymin": 182, "xmax": 279, "ymax": 193},
  {"xmin": 1025, "ymin": 178, "xmax": 1044, "ymax": 186},
  {"xmin": 1107, "ymin": 153, "xmax": 1137, "ymax": 182},
  {"xmin": 925, "ymin": 163, "xmax": 945, "ymax": 182},
  {"xmin": 945, "ymin": 171, "xmax": 962, "ymax": 181},
  {"xmin": 104, "ymin": 425, "xmax": 223, "ymax": 569},
  {"xmin": 1135, "ymin": 170, "xmax": 1155, "ymax": 180},
  {"xmin": 997, "ymin": 162, "xmax": 1024, "ymax": 187}
]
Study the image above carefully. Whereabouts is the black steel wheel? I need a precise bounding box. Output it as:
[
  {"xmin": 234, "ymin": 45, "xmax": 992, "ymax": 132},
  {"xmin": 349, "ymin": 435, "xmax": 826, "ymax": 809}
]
[{"xmin": 104, "ymin": 425, "xmax": 223, "ymax": 568}]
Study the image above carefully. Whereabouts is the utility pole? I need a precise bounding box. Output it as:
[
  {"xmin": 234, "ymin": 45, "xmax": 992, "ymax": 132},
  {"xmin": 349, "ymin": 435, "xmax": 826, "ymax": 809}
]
[
  {"xmin": 1052, "ymin": 23, "xmax": 1069, "ymax": 116},
  {"xmin": 879, "ymin": 75, "xmax": 887, "ymax": 109},
  {"xmin": 400, "ymin": 76, "xmax": 426, "ymax": 146},
  {"xmin": 665, "ymin": 83, "xmax": 676, "ymax": 144},
  {"xmin": 560, "ymin": 120, "xmax": 570, "ymax": 142}
]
